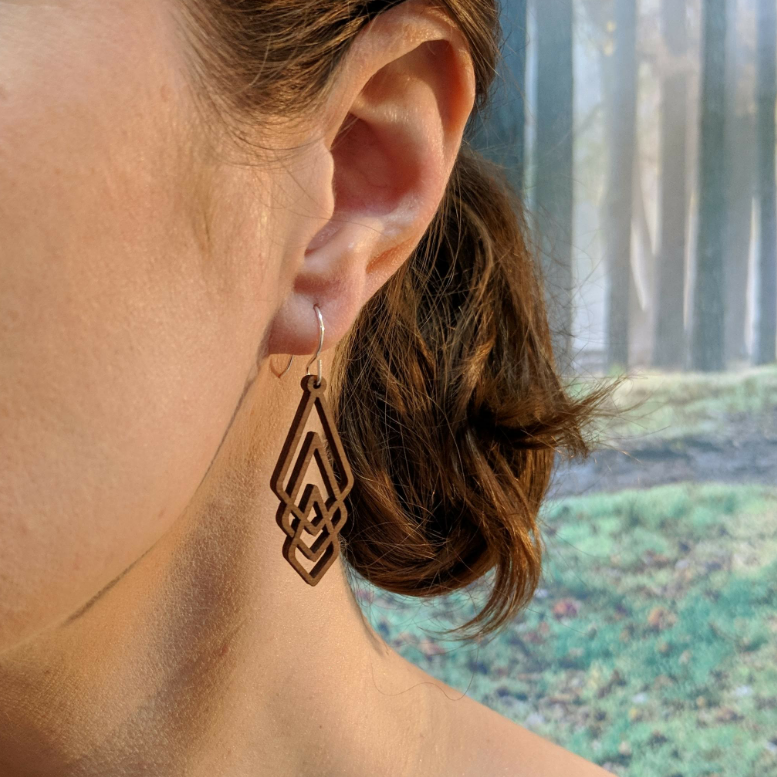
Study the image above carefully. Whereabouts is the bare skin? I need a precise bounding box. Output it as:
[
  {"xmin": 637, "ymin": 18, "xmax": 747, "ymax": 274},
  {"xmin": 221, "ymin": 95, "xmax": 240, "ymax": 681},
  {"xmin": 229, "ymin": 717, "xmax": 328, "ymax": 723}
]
[{"xmin": 0, "ymin": 0, "xmax": 612, "ymax": 774}]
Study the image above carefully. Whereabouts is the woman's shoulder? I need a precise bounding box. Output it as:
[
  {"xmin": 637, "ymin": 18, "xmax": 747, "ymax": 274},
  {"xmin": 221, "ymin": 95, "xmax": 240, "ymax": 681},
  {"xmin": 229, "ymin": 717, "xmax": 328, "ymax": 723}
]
[
  {"xmin": 404, "ymin": 661, "xmax": 614, "ymax": 777},
  {"xmin": 444, "ymin": 689, "xmax": 614, "ymax": 776}
]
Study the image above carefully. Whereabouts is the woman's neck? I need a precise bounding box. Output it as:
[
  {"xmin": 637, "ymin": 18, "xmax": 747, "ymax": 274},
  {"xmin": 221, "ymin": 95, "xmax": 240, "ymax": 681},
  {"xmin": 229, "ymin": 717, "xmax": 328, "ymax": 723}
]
[{"xmin": 0, "ymin": 362, "xmax": 451, "ymax": 777}]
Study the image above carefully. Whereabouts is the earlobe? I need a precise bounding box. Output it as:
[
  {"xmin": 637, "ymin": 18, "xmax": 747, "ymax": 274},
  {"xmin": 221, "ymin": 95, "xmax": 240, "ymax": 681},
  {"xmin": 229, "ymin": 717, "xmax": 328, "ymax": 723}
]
[{"xmin": 266, "ymin": 1, "xmax": 476, "ymax": 361}]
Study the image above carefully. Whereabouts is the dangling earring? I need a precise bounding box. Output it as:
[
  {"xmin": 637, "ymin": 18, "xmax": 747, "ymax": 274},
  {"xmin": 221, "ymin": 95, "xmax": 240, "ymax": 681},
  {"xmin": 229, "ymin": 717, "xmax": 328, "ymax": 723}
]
[{"xmin": 269, "ymin": 304, "xmax": 355, "ymax": 585}]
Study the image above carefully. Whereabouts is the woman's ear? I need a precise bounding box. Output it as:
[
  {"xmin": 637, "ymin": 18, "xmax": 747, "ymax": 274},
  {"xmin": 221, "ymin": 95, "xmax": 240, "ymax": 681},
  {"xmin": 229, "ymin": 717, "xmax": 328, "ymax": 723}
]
[{"xmin": 265, "ymin": 0, "xmax": 476, "ymax": 358}]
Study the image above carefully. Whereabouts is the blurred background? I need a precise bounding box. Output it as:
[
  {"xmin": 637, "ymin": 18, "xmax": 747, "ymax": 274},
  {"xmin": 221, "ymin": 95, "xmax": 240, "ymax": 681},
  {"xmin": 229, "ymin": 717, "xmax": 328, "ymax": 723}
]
[{"xmin": 353, "ymin": 1, "xmax": 777, "ymax": 775}]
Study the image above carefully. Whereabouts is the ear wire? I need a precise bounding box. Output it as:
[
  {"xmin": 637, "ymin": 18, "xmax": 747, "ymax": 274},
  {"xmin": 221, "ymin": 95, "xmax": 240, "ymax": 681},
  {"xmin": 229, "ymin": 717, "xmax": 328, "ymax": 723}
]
[{"xmin": 304, "ymin": 304, "xmax": 325, "ymax": 387}]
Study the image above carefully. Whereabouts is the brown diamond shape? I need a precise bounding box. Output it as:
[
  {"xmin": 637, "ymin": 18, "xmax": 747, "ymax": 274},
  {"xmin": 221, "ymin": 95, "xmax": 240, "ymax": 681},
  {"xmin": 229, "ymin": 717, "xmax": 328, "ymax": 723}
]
[{"xmin": 270, "ymin": 375, "xmax": 354, "ymax": 585}]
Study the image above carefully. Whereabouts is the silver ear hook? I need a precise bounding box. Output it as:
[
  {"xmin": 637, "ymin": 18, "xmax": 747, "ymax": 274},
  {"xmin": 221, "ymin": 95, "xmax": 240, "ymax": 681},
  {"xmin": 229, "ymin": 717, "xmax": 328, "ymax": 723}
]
[
  {"xmin": 276, "ymin": 304, "xmax": 324, "ymax": 385},
  {"xmin": 305, "ymin": 304, "xmax": 324, "ymax": 387},
  {"xmin": 278, "ymin": 354, "xmax": 294, "ymax": 378}
]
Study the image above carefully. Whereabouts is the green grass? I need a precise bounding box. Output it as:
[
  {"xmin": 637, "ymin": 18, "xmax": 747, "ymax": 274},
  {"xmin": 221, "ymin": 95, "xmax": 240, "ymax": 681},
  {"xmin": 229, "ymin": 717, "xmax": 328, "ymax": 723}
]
[
  {"xmin": 578, "ymin": 366, "xmax": 777, "ymax": 445},
  {"xmin": 353, "ymin": 483, "xmax": 777, "ymax": 776}
]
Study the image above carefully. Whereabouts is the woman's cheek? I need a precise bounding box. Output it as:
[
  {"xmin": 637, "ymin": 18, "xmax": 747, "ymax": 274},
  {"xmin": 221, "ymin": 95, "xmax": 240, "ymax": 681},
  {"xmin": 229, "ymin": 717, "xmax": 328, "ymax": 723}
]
[{"xmin": 0, "ymin": 1, "xmax": 262, "ymax": 651}]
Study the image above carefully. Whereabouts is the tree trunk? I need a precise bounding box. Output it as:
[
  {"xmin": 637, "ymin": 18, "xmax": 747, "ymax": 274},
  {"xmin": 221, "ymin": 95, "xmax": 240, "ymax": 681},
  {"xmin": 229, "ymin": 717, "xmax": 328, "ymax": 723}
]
[
  {"xmin": 725, "ymin": 125, "xmax": 755, "ymax": 364},
  {"xmin": 691, "ymin": 0, "xmax": 727, "ymax": 372},
  {"xmin": 534, "ymin": 0, "xmax": 575, "ymax": 367},
  {"xmin": 631, "ymin": 136, "xmax": 656, "ymax": 367},
  {"xmin": 654, "ymin": 0, "xmax": 689, "ymax": 370},
  {"xmin": 756, "ymin": 0, "xmax": 777, "ymax": 365},
  {"xmin": 504, "ymin": 0, "xmax": 528, "ymax": 191},
  {"xmin": 724, "ymin": 0, "xmax": 755, "ymax": 366},
  {"xmin": 605, "ymin": 0, "xmax": 639, "ymax": 370},
  {"xmin": 473, "ymin": 0, "xmax": 527, "ymax": 193}
]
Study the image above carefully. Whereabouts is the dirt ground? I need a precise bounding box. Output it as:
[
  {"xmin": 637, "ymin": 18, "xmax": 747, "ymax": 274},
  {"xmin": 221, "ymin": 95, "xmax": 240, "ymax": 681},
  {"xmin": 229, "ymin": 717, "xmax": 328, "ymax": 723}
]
[{"xmin": 551, "ymin": 408, "xmax": 777, "ymax": 498}]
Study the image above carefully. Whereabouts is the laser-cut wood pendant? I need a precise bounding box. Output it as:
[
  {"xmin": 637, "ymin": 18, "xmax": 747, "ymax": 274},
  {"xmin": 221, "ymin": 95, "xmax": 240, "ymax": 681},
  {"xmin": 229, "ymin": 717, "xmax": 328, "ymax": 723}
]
[{"xmin": 270, "ymin": 374, "xmax": 355, "ymax": 585}]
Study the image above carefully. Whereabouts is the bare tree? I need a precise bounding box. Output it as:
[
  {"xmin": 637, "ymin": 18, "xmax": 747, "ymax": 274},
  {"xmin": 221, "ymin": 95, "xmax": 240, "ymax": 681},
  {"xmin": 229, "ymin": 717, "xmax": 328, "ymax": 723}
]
[
  {"xmin": 654, "ymin": 0, "xmax": 690, "ymax": 369},
  {"xmin": 605, "ymin": 0, "xmax": 639, "ymax": 369},
  {"xmin": 756, "ymin": 0, "xmax": 777, "ymax": 364},
  {"xmin": 534, "ymin": 0, "xmax": 575, "ymax": 365},
  {"xmin": 691, "ymin": 0, "xmax": 727, "ymax": 372},
  {"xmin": 472, "ymin": 0, "xmax": 528, "ymax": 193},
  {"xmin": 724, "ymin": 0, "xmax": 756, "ymax": 365}
]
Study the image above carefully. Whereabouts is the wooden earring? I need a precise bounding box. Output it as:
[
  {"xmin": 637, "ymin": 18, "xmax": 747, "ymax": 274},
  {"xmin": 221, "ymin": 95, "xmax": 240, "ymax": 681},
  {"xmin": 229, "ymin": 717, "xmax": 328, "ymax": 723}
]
[{"xmin": 269, "ymin": 305, "xmax": 355, "ymax": 585}]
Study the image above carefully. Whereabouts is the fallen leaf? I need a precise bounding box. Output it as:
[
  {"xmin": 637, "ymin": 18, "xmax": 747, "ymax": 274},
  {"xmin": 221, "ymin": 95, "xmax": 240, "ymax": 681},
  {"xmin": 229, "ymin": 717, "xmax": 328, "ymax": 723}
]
[
  {"xmin": 552, "ymin": 598, "xmax": 581, "ymax": 620},
  {"xmin": 647, "ymin": 606, "xmax": 677, "ymax": 631}
]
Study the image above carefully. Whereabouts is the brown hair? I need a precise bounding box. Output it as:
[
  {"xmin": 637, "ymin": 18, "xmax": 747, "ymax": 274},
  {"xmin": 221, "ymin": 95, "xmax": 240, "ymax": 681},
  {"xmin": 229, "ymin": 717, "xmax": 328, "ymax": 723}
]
[{"xmin": 178, "ymin": 0, "xmax": 604, "ymax": 639}]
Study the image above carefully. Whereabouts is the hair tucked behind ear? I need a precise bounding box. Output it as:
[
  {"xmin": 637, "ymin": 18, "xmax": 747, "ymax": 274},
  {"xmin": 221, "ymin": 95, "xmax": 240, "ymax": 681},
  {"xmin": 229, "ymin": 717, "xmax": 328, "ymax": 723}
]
[
  {"xmin": 332, "ymin": 147, "xmax": 602, "ymax": 639},
  {"xmin": 181, "ymin": 0, "xmax": 607, "ymax": 639}
]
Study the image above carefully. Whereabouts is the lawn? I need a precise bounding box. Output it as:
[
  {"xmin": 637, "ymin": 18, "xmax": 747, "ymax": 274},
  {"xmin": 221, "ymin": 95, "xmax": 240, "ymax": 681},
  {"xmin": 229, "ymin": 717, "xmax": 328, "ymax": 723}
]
[
  {"xmin": 353, "ymin": 369, "xmax": 777, "ymax": 775},
  {"xmin": 353, "ymin": 482, "xmax": 777, "ymax": 775},
  {"xmin": 581, "ymin": 366, "xmax": 777, "ymax": 445}
]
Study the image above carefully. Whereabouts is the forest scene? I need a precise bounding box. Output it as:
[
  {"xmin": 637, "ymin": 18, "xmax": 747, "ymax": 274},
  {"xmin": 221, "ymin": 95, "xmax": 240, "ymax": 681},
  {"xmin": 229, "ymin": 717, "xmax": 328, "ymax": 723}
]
[{"xmin": 353, "ymin": 1, "xmax": 777, "ymax": 774}]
